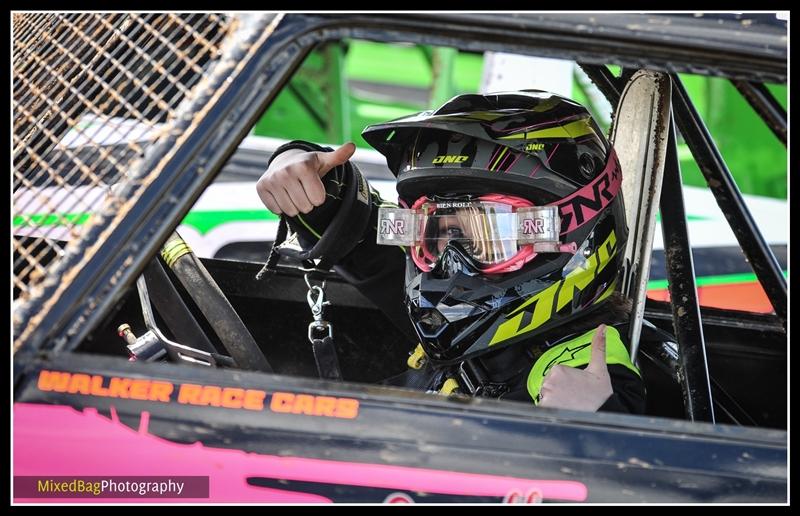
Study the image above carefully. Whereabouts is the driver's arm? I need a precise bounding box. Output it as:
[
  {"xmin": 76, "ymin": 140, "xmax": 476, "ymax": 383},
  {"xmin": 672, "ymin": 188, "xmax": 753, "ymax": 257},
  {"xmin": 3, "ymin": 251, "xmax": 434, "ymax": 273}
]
[{"xmin": 257, "ymin": 140, "xmax": 416, "ymax": 342}]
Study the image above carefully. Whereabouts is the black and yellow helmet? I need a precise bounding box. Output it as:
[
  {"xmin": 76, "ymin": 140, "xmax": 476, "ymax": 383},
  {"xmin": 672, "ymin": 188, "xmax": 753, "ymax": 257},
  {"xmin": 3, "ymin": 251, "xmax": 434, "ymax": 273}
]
[{"xmin": 364, "ymin": 91, "xmax": 627, "ymax": 364}]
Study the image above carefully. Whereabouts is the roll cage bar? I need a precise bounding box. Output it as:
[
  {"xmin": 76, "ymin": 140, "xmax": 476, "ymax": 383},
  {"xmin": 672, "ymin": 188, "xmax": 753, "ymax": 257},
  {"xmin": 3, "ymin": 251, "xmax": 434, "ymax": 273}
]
[
  {"xmin": 15, "ymin": 14, "xmax": 787, "ymax": 425},
  {"xmin": 579, "ymin": 63, "xmax": 786, "ymax": 422}
]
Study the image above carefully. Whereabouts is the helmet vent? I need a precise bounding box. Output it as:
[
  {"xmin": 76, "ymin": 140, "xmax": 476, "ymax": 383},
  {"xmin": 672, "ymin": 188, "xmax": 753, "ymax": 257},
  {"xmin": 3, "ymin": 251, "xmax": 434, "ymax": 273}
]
[{"xmin": 579, "ymin": 153, "xmax": 596, "ymax": 179}]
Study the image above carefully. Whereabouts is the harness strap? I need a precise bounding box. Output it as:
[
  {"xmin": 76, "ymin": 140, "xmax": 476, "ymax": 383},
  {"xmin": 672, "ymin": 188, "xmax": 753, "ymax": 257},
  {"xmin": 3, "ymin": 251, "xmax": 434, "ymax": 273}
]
[
  {"xmin": 310, "ymin": 334, "xmax": 342, "ymax": 380},
  {"xmin": 256, "ymin": 141, "xmax": 373, "ymax": 381},
  {"xmin": 256, "ymin": 215, "xmax": 289, "ymax": 280}
]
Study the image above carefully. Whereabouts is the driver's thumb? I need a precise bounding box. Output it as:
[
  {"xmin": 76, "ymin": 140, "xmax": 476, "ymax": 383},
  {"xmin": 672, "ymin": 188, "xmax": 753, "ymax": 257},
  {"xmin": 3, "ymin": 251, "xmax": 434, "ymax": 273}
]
[
  {"xmin": 317, "ymin": 142, "xmax": 356, "ymax": 177},
  {"xmin": 586, "ymin": 324, "xmax": 608, "ymax": 375}
]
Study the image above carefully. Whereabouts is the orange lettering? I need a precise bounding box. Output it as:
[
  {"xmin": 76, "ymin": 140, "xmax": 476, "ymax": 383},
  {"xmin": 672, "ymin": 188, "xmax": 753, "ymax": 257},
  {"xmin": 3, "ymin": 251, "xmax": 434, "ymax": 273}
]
[
  {"xmin": 38, "ymin": 370, "xmax": 70, "ymax": 392},
  {"xmin": 292, "ymin": 394, "xmax": 315, "ymax": 415},
  {"xmin": 243, "ymin": 389, "xmax": 266, "ymax": 411},
  {"xmin": 270, "ymin": 392, "xmax": 294, "ymax": 413},
  {"xmin": 268, "ymin": 392, "xmax": 359, "ymax": 418},
  {"xmin": 89, "ymin": 375, "xmax": 108, "ymax": 396},
  {"xmin": 314, "ymin": 396, "xmax": 337, "ymax": 417},
  {"xmin": 178, "ymin": 384, "xmax": 202, "ymax": 404},
  {"xmin": 199, "ymin": 386, "xmax": 222, "ymax": 407},
  {"xmin": 149, "ymin": 381, "xmax": 173, "ymax": 402},
  {"xmin": 221, "ymin": 388, "xmax": 244, "ymax": 408},
  {"xmin": 108, "ymin": 377, "xmax": 131, "ymax": 398},
  {"xmin": 335, "ymin": 398, "xmax": 360, "ymax": 419},
  {"xmin": 129, "ymin": 380, "xmax": 150, "ymax": 400},
  {"xmin": 67, "ymin": 374, "xmax": 91, "ymax": 395}
]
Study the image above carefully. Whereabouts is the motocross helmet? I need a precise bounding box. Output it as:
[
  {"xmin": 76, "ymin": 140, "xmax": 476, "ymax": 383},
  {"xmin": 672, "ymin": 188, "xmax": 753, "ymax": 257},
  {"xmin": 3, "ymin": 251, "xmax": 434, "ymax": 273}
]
[{"xmin": 362, "ymin": 91, "xmax": 627, "ymax": 365}]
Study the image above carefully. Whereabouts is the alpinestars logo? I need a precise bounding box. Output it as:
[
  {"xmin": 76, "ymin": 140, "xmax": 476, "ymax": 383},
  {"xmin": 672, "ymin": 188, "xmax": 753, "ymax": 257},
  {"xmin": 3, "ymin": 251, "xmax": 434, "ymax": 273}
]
[{"xmin": 542, "ymin": 343, "xmax": 591, "ymax": 377}]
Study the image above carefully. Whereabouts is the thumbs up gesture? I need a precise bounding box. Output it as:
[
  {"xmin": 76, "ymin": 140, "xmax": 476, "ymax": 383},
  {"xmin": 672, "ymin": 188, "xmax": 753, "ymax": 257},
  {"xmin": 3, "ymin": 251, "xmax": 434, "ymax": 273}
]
[
  {"xmin": 538, "ymin": 324, "xmax": 614, "ymax": 412},
  {"xmin": 256, "ymin": 142, "xmax": 356, "ymax": 217}
]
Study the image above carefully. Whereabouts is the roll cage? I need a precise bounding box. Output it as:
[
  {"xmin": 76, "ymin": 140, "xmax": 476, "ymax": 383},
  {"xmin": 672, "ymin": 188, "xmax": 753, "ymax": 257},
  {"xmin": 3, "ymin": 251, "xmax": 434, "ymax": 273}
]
[{"xmin": 13, "ymin": 13, "xmax": 787, "ymax": 427}]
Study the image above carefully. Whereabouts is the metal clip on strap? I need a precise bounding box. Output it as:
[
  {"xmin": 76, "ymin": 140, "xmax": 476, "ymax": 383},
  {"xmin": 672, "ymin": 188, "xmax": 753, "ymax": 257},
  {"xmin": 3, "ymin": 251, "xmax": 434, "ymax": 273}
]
[{"xmin": 306, "ymin": 274, "xmax": 342, "ymax": 380}]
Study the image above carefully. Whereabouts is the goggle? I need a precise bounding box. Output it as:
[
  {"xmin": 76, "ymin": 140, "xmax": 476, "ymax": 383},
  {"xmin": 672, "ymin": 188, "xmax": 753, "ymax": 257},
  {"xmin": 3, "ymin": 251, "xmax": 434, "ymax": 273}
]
[{"xmin": 377, "ymin": 194, "xmax": 577, "ymax": 273}]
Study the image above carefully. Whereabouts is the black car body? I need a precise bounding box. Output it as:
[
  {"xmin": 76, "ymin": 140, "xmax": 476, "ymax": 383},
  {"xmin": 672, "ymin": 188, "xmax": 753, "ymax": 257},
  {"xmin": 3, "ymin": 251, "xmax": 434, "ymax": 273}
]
[{"xmin": 12, "ymin": 13, "xmax": 787, "ymax": 503}]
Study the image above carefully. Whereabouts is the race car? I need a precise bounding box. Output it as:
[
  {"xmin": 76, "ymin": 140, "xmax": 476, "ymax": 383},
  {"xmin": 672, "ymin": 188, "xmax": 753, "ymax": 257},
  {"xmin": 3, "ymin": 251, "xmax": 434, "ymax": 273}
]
[{"xmin": 13, "ymin": 12, "xmax": 787, "ymax": 503}]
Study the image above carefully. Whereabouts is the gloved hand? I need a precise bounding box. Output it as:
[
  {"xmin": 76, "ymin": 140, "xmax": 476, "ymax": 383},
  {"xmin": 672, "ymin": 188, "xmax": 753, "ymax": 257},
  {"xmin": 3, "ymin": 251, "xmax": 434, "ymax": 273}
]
[
  {"xmin": 538, "ymin": 324, "xmax": 614, "ymax": 412},
  {"xmin": 256, "ymin": 142, "xmax": 356, "ymax": 217}
]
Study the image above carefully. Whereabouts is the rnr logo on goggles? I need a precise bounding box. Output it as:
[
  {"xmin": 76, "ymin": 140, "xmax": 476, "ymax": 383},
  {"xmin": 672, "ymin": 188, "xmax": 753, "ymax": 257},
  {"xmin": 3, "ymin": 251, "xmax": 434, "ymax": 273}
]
[
  {"xmin": 377, "ymin": 149, "xmax": 622, "ymax": 273},
  {"xmin": 378, "ymin": 201, "xmax": 564, "ymax": 249},
  {"xmin": 377, "ymin": 195, "xmax": 576, "ymax": 273}
]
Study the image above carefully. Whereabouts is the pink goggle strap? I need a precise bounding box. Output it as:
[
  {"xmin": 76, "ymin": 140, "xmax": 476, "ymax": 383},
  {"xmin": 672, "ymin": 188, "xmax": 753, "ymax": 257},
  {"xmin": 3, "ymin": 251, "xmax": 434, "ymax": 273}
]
[{"xmin": 552, "ymin": 149, "xmax": 621, "ymax": 234}]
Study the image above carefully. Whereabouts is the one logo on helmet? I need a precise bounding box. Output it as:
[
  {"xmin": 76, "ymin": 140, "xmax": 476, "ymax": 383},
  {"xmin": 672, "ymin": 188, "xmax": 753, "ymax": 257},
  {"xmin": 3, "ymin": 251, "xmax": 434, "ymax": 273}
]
[
  {"xmin": 432, "ymin": 155, "xmax": 469, "ymax": 164},
  {"xmin": 380, "ymin": 219, "xmax": 406, "ymax": 235},
  {"xmin": 525, "ymin": 143, "xmax": 545, "ymax": 152},
  {"xmin": 489, "ymin": 230, "xmax": 618, "ymax": 347},
  {"xmin": 521, "ymin": 218, "xmax": 546, "ymax": 235}
]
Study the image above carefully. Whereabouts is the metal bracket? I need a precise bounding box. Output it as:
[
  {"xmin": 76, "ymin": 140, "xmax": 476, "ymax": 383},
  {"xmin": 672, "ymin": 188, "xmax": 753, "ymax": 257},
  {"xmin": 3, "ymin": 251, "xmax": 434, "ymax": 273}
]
[{"xmin": 135, "ymin": 276, "xmax": 226, "ymax": 367}]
